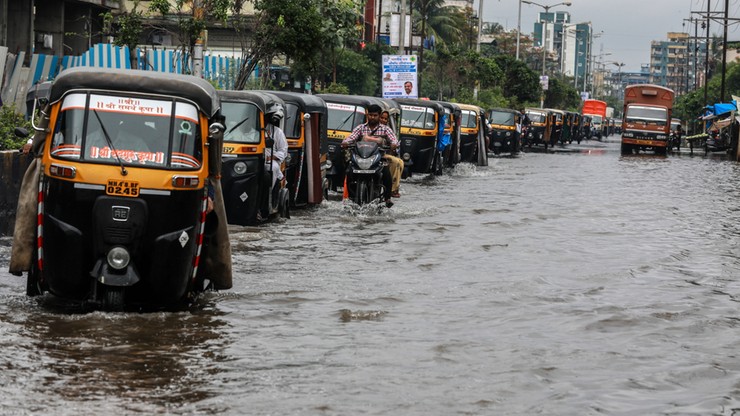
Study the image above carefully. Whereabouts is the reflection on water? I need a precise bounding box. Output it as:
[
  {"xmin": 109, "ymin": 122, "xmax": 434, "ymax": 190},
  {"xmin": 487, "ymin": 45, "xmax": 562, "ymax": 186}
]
[{"xmin": 3, "ymin": 139, "xmax": 740, "ymax": 414}]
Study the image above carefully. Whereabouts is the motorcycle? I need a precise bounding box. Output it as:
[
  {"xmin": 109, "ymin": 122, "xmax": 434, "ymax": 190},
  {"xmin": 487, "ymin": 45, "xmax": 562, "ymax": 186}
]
[
  {"xmin": 705, "ymin": 130, "xmax": 730, "ymax": 154},
  {"xmin": 668, "ymin": 130, "xmax": 682, "ymax": 151},
  {"xmin": 345, "ymin": 141, "xmax": 388, "ymax": 206}
]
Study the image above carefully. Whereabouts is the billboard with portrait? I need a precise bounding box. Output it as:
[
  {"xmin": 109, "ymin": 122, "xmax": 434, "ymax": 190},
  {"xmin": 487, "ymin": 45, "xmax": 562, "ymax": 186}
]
[{"xmin": 382, "ymin": 55, "xmax": 418, "ymax": 99}]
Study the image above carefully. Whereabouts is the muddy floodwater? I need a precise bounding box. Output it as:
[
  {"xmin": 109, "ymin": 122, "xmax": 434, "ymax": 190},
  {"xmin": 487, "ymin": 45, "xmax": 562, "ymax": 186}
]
[{"xmin": 2, "ymin": 138, "xmax": 740, "ymax": 415}]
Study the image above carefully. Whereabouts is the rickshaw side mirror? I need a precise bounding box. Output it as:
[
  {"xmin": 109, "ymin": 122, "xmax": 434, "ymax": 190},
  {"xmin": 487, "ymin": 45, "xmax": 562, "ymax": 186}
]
[{"xmin": 208, "ymin": 120, "xmax": 225, "ymax": 177}]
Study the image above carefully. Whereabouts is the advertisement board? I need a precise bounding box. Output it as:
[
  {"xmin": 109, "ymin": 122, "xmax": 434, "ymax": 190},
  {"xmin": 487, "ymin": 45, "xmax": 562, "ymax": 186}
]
[{"xmin": 382, "ymin": 55, "xmax": 418, "ymax": 99}]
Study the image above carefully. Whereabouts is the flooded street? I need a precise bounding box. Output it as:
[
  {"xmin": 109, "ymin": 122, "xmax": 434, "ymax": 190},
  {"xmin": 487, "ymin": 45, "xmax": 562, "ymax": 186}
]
[{"xmin": 3, "ymin": 138, "xmax": 740, "ymax": 415}]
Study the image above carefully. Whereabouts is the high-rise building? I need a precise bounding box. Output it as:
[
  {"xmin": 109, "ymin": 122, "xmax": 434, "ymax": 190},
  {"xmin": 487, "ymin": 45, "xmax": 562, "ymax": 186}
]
[{"xmin": 650, "ymin": 32, "xmax": 698, "ymax": 95}]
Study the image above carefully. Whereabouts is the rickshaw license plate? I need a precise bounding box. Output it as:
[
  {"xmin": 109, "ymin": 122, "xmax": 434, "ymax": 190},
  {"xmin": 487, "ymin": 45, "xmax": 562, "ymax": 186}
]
[{"xmin": 106, "ymin": 179, "xmax": 140, "ymax": 197}]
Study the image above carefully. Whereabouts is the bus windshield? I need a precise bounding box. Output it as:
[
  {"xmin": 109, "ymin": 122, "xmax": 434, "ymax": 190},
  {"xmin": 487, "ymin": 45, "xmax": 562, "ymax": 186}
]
[
  {"xmin": 49, "ymin": 93, "xmax": 202, "ymax": 169},
  {"xmin": 625, "ymin": 105, "xmax": 668, "ymax": 126}
]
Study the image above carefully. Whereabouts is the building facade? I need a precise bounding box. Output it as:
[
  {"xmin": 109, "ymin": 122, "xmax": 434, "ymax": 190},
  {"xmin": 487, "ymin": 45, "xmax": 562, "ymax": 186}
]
[{"xmin": 649, "ymin": 32, "xmax": 705, "ymax": 96}]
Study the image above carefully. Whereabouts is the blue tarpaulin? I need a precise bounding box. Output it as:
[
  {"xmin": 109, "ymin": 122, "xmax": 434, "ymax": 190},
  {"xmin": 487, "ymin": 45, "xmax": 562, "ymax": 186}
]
[{"xmin": 702, "ymin": 101, "xmax": 737, "ymax": 118}]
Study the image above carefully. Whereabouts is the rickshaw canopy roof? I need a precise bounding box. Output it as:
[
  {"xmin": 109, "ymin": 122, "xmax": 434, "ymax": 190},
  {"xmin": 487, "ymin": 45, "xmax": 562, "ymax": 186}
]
[
  {"xmin": 50, "ymin": 67, "xmax": 220, "ymax": 117},
  {"xmin": 490, "ymin": 107, "xmax": 520, "ymax": 115},
  {"xmin": 457, "ymin": 103, "xmax": 485, "ymax": 115},
  {"xmin": 268, "ymin": 91, "xmax": 327, "ymax": 114},
  {"xmin": 218, "ymin": 90, "xmax": 284, "ymax": 113}
]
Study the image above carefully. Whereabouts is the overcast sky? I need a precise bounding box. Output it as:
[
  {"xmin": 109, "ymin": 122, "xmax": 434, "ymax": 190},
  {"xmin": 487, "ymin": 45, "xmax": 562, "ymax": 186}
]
[{"xmin": 478, "ymin": 0, "xmax": 740, "ymax": 73}]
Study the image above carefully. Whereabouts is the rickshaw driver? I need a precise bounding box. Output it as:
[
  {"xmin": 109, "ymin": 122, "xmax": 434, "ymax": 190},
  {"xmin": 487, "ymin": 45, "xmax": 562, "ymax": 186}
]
[
  {"xmin": 341, "ymin": 104, "xmax": 397, "ymax": 207},
  {"xmin": 380, "ymin": 110, "xmax": 404, "ymax": 198},
  {"xmin": 264, "ymin": 103, "xmax": 289, "ymax": 190}
]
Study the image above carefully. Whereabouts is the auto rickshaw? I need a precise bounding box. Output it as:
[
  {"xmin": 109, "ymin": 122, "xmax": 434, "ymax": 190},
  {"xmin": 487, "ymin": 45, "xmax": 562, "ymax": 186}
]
[
  {"xmin": 546, "ymin": 109, "xmax": 566, "ymax": 145},
  {"xmin": 8, "ymin": 67, "xmax": 232, "ymax": 310},
  {"xmin": 269, "ymin": 91, "xmax": 328, "ymax": 208},
  {"xmin": 438, "ymin": 101, "xmax": 462, "ymax": 167},
  {"xmin": 524, "ymin": 108, "xmax": 553, "ymax": 149},
  {"xmin": 581, "ymin": 115, "xmax": 593, "ymax": 140},
  {"xmin": 456, "ymin": 103, "xmax": 489, "ymax": 165},
  {"xmin": 487, "ymin": 107, "xmax": 521, "ymax": 155},
  {"xmin": 571, "ymin": 112, "xmax": 583, "ymax": 143},
  {"xmin": 394, "ymin": 98, "xmax": 446, "ymax": 176},
  {"xmin": 219, "ymin": 90, "xmax": 290, "ymax": 225},
  {"xmin": 317, "ymin": 94, "xmax": 381, "ymax": 192}
]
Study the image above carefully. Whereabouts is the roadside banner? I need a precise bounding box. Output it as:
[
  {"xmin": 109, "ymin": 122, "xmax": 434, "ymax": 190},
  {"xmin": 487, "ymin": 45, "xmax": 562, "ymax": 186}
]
[{"xmin": 382, "ymin": 55, "xmax": 418, "ymax": 99}]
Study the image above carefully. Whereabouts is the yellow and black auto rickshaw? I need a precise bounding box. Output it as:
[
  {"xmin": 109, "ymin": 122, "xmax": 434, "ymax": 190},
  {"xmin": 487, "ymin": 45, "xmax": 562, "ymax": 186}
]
[
  {"xmin": 395, "ymin": 98, "xmax": 446, "ymax": 177},
  {"xmin": 524, "ymin": 107, "xmax": 553, "ymax": 149},
  {"xmin": 219, "ymin": 90, "xmax": 290, "ymax": 225},
  {"xmin": 456, "ymin": 103, "xmax": 489, "ymax": 165},
  {"xmin": 546, "ymin": 108, "xmax": 566, "ymax": 145},
  {"xmin": 270, "ymin": 91, "xmax": 328, "ymax": 208},
  {"xmin": 487, "ymin": 107, "xmax": 521, "ymax": 155},
  {"xmin": 8, "ymin": 67, "xmax": 232, "ymax": 310},
  {"xmin": 317, "ymin": 94, "xmax": 380, "ymax": 193}
]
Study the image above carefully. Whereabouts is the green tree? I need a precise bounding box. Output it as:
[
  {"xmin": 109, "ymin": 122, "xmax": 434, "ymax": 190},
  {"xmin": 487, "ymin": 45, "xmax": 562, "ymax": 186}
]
[
  {"xmin": 492, "ymin": 54, "xmax": 540, "ymax": 107},
  {"xmin": 334, "ymin": 49, "xmax": 376, "ymax": 95},
  {"xmin": 148, "ymin": 0, "xmax": 230, "ymax": 73}
]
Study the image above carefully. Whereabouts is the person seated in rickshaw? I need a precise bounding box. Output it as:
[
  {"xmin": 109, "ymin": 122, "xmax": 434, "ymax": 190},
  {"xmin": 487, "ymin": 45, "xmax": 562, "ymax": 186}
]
[
  {"xmin": 264, "ymin": 103, "xmax": 288, "ymax": 190},
  {"xmin": 341, "ymin": 104, "xmax": 398, "ymax": 207}
]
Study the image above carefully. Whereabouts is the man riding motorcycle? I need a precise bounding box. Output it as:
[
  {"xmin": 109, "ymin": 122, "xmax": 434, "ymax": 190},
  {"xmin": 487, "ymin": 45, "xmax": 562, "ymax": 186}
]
[{"xmin": 341, "ymin": 104, "xmax": 398, "ymax": 208}]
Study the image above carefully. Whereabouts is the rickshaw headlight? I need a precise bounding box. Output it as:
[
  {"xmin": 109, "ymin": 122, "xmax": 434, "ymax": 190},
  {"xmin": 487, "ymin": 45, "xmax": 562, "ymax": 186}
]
[
  {"xmin": 233, "ymin": 161, "xmax": 248, "ymax": 175},
  {"xmin": 107, "ymin": 247, "xmax": 130, "ymax": 270},
  {"xmin": 402, "ymin": 152, "xmax": 411, "ymax": 161},
  {"xmin": 325, "ymin": 160, "xmax": 333, "ymax": 169}
]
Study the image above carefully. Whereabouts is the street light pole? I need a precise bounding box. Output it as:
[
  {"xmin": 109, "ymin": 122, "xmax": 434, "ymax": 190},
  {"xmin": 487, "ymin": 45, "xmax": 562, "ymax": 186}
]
[
  {"xmin": 516, "ymin": 0, "xmax": 523, "ymax": 60},
  {"xmin": 522, "ymin": 1, "xmax": 572, "ymax": 107}
]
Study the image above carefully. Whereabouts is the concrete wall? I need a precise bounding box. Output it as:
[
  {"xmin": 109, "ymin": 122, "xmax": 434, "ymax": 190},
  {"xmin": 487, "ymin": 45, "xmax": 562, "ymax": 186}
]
[{"xmin": 0, "ymin": 151, "xmax": 33, "ymax": 236}]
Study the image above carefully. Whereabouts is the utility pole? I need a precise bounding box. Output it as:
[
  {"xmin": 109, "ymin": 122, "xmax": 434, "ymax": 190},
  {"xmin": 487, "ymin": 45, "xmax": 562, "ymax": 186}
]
[
  {"xmin": 399, "ymin": 0, "xmax": 406, "ymax": 55},
  {"xmin": 720, "ymin": 0, "xmax": 728, "ymax": 102},
  {"xmin": 193, "ymin": 0, "xmax": 204, "ymax": 78},
  {"xmin": 474, "ymin": 0, "xmax": 483, "ymax": 99}
]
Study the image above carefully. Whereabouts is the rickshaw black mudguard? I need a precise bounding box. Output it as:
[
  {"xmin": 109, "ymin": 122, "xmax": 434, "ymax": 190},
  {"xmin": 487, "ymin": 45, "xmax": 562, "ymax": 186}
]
[
  {"xmin": 528, "ymin": 125, "xmax": 546, "ymax": 145},
  {"xmin": 490, "ymin": 128, "xmax": 516, "ymax": 152},
  {"xmin": 459, "ymin": 133, "xmax": 478, "ymax": 162},
  {"xmin": 401, "ymin": 135, "xmax": 435, "ymax": 173},
  {"xmin": 41, "ymin": 178, "xmax": 201, "ymax": 303},
  {"xmin": 221, "ymin": 155, "xmax": 262, "ymax": 225}
]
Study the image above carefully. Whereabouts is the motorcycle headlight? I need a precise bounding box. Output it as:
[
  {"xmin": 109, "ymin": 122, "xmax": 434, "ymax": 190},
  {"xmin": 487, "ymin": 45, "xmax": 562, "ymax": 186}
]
[
  {"xmin": 233, "ymin": 161, "xmax": 247, "ymax": 175},
  {"xmin": 107, "ymin": 246, "xmax": 130, "ymax": 270},
  {"xmin": 356, "ymin": 154, "xmax": 379, "ymax": 170}
]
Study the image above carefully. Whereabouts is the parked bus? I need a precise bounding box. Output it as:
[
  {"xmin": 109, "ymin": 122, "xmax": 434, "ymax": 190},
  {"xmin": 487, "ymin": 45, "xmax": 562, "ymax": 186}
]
[{"xmin": 621, "ymin": 84, "xmax": 675, "ymax": 155}]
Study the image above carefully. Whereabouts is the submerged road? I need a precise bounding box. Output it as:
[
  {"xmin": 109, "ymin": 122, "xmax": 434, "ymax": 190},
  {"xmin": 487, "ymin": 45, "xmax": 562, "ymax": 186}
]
[{"xmin": 2, "ymin": 137, "xmax": 740, "ymax": 415}]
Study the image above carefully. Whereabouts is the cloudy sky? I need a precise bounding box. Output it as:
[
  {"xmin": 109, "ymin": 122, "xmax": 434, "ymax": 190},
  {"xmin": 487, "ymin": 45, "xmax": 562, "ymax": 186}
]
[{"xmin": 478, "ymin": 0, "xmax": 740, "ymax": 73}]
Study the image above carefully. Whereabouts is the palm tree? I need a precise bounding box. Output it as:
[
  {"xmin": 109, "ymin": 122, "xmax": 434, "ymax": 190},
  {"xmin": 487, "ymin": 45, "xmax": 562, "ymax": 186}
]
[{"xmin": 414, "ymin": 0, "xmax": 465, "ymax": 91}]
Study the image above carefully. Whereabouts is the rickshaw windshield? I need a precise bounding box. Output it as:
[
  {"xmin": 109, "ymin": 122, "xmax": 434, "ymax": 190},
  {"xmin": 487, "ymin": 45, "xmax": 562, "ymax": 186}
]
[
  {"xmin": 489, "ymin": 111, "xmax": 516, "ymax": 126},
  {"xmin": 222, "ymin": 101, "xmax": 261, "ymax": 144},
  {"xmin": 50, "ymin": 93, "xmax": 202, "ymax": 169},
  {"xmin": 401, "ymin": 106, "xmax": 435, "ymax": 129},
  {"xmin": 283, "ymin": 102, "xmax": 301, "ymax": 139},
  {"xmin": 526, "ymin": 112, "xmax": 546, "ymax": 123},
  {"xmin": 461, "ymin": 110, "xmax": 478, "ymax": 128},
  {"xmin": 625, "ymin": 105, "xmax": 668, "ymax": 126},
  {"xmin": 327, "ymin": 103, "xmax": 365, "ymax": 132}
]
